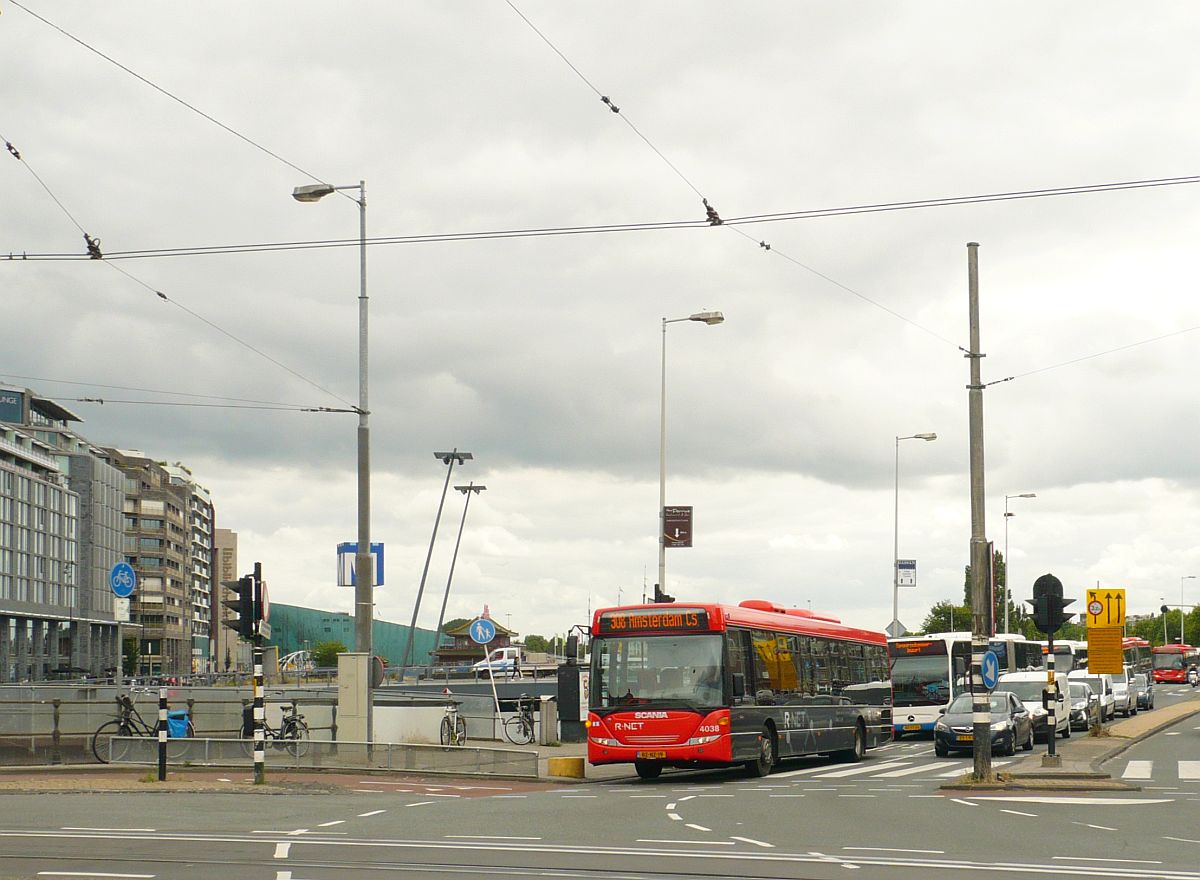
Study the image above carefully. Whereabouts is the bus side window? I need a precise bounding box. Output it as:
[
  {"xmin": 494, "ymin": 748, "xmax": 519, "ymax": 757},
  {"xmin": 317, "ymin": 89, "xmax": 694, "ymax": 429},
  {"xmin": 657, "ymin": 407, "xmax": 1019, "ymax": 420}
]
[{"xmin": 726, "ymin": 629, "xmax": 754, "ymax": 706}]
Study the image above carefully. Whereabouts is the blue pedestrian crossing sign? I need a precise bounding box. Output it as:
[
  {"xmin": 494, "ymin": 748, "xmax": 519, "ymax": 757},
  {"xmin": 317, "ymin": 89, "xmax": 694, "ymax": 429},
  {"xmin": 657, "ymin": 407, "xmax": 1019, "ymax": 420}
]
[
  {"xmin": 981, "ymin": 650, "xmax": 1000, "ymax": 690},
  {"xmin": 469, "ymin": 617, "xmax": 496, "ymax": 645},
  {"xmin": 109, "ymin": 562, "xmax": 136, "ymax": 598}
]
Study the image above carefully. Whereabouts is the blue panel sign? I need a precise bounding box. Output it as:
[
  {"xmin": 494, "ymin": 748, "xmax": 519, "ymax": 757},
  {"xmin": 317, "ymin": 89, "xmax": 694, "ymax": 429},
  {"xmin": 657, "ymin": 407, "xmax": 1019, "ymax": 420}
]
[
  {"xmin": 981, "ymin": 650, "xmax": 1000, "ymax": 690},
  {"xmin": 468, "ymin": 617, "xmax": 496, "ymax": 645},
  {"xmin": 0, "ymin": 390, "xmax": 24, "ymax": 424},
  {"xmin": 110, "ymin": 562, "xmax": 136, "ymax": 598},
  {"xmin": 336, "ymin": 542, "xmax": 385, "ymax": 587}
]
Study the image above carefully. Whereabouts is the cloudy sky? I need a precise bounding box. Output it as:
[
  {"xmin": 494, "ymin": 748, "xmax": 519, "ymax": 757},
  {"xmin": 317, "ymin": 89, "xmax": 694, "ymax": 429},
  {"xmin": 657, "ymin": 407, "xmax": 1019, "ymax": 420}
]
[{"xmin": 4, "ymin": 3, "xmax": 1200, "ymax": 645}]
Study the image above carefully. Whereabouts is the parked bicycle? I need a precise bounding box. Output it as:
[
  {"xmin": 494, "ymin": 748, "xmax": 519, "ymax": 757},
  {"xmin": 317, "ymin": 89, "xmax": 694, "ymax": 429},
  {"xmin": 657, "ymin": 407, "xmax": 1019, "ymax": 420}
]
[
  {"xmin": 503, "ymin": 693, "xmax": 537, "ymax": 745},
  {"xmin": 440, "ymin": 692, "xmax": 468, "ymax": 747},
  {"xmin": 241, "ymin": 701, "xmax": 310, "ymax": 758},
  {"xmin": 92, "ymin": 694, "xmax": 193, "ymax": 764}
]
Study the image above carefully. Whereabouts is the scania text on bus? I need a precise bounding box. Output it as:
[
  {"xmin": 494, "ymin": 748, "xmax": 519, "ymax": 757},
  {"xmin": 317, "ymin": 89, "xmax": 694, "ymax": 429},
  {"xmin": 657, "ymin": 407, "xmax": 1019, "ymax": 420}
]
[{"xmin": 587, "ymin": 600, "xmax": 891, "ymax": 779}]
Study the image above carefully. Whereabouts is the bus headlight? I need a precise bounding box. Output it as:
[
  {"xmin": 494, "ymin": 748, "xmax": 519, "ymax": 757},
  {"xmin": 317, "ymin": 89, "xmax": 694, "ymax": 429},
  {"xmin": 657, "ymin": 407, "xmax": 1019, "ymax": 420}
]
[{"xmin": 591, "ymin": 735, "xmax": 618, "ymax": 747}]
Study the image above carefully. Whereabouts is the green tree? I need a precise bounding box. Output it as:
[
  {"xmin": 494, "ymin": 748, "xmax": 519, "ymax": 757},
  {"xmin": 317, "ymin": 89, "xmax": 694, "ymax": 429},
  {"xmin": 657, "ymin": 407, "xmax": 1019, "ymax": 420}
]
[
  {"xmin": 310, "ymin": 640, "xmax": 348, "ymax": 668},
  {"xmin": 919, "ymin": 601, "xmax": 972, "ymax": 634},
  {"xmin": 523, "ymin": 634, "xmax": 551, "ymax": 653},
  {"xmin": 121, "ymin": 637, "xmax": 140, "ymax": 677}
]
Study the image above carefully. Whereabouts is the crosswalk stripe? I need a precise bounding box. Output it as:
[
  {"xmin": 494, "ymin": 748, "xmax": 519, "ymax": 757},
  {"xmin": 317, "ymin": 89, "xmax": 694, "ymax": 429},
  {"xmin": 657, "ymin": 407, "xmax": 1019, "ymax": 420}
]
[
  {"xmin": 1122, "ymin": 761, "xmax": 1153, "ymax": 779},
  {"xmin": 1179, "ymin": 762, "xmax": 1200, "ymax": 780},
  {"xmin": 809, "ymin": 761, "xmax": 911, "ymax": 779},
  {"xmin": 873, "ymin": 761, "xmax": 961, "ymax": 778}
]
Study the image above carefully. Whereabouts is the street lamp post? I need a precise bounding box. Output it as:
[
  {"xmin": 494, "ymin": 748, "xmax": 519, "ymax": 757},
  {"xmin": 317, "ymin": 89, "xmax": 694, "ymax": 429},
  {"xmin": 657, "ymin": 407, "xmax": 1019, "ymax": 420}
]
[
  {"xmin": 402, "ymin": 450, "xmax": 473, "ymax": 670},
  {"xmin": 430, "ymin": 483, "xmax": 486, "ymax": 664},
  {"xmin": 1003, "ymin": 493, "xmax": 1037, "ymax": 634},
  {"xmin": 658, "ymin": 311, "xmax": 724, "ymax": 596},
  {"xmin": 892, "ymin": 433, "xmax": 937, "ymax": 636},
  {"xmin": 1181, "ymin": 575, "xmax": 1196, "ymax": 644},
  {"xmin": 292, "ymin": 180, "xmax": 372, "ymax": 737}
]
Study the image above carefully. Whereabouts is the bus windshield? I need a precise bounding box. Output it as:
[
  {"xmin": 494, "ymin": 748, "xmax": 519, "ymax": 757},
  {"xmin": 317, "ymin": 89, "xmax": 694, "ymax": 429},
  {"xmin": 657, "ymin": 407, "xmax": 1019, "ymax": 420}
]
[
  {"xmin": 890, "ymin": 655, "xmax": 953, "ymax": 706},
  {"xmin": 1153, "ymin": 653, "xmax": 1186, "ymax": 670},
  {"xmin": 592, "ymin": 633, "xmax": 724, "ymax": 710}
]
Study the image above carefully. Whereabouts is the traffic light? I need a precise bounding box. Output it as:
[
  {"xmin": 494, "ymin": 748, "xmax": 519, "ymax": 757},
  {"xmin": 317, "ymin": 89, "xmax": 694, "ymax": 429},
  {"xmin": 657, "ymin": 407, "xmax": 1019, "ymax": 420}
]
[
  {"xmin": 222, "ymin": 575, "xmax": 256, "ymax": 640},
  {"xmin": 1161, "ymin": 604, "xmax": 1170, "ymax": 615},
  {"xmin": 1026, "ymin": 573, "xmax": 1075, "ymax": 635},
  {"xmin": 653, "ymin": 583, "xmax": 675, "ymax": 603}
]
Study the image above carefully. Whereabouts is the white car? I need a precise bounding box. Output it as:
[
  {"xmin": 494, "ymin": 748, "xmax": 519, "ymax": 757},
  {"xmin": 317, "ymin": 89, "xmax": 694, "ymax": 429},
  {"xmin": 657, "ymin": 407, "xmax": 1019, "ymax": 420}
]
[
  {"xmin": 995, "ymin": 671, "xmax": 1071, "ymax": 739},
  {"xmin": 1108, "ymin": 666, "xmax": 1136, "ymax": 717}
]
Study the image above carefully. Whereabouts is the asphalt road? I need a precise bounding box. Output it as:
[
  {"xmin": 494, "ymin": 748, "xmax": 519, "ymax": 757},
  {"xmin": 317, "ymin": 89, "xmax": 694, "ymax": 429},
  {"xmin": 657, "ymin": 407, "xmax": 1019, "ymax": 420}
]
[{"xmin": 0, "ymin": 688, "xmax": 1196, "ymax": 880}]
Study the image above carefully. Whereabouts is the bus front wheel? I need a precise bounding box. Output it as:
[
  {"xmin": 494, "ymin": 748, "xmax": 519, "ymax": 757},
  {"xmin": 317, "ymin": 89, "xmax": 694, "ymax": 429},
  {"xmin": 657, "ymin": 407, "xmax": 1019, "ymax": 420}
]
[
  {"xmin": 634, "ymin": 760, "xmax": 662, "ymax": 780},
  {"xmin": 835, "ymin": 722, "xmax": 865, "ymax": 763},
  {"xmin": 745, "ymin": 727, "xmax": 775, "ymax": 777}
]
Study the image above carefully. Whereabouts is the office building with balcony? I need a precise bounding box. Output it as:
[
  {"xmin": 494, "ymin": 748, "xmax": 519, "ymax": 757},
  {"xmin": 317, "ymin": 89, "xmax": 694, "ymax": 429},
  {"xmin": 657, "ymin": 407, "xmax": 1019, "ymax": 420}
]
[{"xmin": 165, "ymin": 465, "xmax": 214, "ymax": 672}]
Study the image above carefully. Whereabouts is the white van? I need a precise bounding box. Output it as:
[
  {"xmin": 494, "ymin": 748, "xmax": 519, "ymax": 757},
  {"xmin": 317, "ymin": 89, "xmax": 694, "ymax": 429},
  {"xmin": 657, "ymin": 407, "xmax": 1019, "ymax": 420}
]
[
  {"xmin": 473, "ymin": 646, "xmax": 522, "ymax": 679},
  {"xmin": 1068, "ymin": 670, "xmax": 1116, "ymax": 721},
  {"xmin": 996, "ymin": 671, "xmax": 1071, "ymax": 739}
]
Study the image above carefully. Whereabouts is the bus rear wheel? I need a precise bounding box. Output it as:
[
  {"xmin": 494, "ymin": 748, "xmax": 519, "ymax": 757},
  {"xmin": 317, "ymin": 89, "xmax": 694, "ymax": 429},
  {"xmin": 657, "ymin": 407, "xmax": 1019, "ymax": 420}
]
[
  {"xmin": 835, "ymin": 722, "xmax": 865, "ymax": 763},
  {"xmin": 745, "ymin": 727, "xmax": 775, "ymax": 777},
  {"xmin": 634, "ymin": 760, "xmax": 662, "ymax": 780}
]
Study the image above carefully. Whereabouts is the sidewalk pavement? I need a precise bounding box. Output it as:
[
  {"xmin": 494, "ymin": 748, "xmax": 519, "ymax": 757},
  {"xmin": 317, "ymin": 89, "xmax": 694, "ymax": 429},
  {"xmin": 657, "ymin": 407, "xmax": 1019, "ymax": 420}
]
[{"xmin": 941, "ymin": 698, "xmax": 1200, "ymax": 792}]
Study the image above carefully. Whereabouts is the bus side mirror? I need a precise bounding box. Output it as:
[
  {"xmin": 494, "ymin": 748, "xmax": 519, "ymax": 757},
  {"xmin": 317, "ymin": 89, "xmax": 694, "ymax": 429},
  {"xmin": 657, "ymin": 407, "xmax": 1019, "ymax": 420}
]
[{"xmin": 732, "ymin": 673, "xmax": 746, "ymax": 699}]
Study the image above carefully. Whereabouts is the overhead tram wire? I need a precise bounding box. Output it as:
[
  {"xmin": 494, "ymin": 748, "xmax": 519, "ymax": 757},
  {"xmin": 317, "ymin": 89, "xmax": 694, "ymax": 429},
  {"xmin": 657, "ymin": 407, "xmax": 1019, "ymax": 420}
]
[
  {"xmin": 503, "ymin": 1, "xmax": 962, "ymax": 350},
  {"xmin": 1, "ymin": 134, "xmax": 356, "ymax": 411},
  {"xmin": 0, "ymin": 372, "xmax": 340, "ymax": 410},
  {"xmin": 63, "ymin": 397, "xmax": 354, "ymax": 413},
  {"xmin": 6, "ymin": 0, "xmax": 353, "ymax": 205}
]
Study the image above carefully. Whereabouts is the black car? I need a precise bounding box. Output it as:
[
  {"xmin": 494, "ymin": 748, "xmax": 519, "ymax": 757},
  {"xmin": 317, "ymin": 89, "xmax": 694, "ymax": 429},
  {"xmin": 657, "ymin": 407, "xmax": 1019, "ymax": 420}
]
[{"xmin": 934, "ymin": 690, "xmax": 1035, "ymax": 757}]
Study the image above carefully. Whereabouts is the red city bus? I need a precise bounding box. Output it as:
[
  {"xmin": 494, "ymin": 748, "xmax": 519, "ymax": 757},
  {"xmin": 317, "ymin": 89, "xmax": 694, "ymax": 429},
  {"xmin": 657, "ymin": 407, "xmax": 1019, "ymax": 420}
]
[
  {"xmin": 1150, "ymin": 643, "xmax": 1199, "ymax": 683},
  {"xmin": 587, "ymin": 599, "xmax": 891, "ymax": 780},
  {"xmin": 1123, "ymin": 636, "xmax": 1151, "ymax": 677}
]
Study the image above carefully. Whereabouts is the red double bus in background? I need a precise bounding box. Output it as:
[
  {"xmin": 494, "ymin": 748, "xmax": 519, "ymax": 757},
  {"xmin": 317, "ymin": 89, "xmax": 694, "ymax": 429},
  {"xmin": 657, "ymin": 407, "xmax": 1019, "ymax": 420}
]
[
  {"xmin": 1122, "ymin": 636, "xmax": 1152, "ymax": 677},
  {"xmin": 587, "ymin": 599, "xmax": 891, "ymax": 780},
  {"xmin": 1150, "ymin": 643, "xmax": 1199, "ymax": 683}
]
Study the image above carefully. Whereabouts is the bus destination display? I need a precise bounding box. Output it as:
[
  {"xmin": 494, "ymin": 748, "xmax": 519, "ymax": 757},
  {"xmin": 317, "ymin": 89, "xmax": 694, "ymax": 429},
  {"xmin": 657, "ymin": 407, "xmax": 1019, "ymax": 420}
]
[
  {"xmin": 888, "ymin": 639, "xmax": 948, "ymax": 657},
  {"xmin": 598, "ymin": 608, "xmax": 710, "ymax": 635}
]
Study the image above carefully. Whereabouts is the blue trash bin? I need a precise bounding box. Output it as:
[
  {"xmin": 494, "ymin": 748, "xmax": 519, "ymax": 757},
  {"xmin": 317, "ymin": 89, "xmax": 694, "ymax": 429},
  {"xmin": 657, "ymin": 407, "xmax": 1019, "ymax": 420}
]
[{"xmin": 167, "ymin": 710, "xmax": 190, "ymax": 738}]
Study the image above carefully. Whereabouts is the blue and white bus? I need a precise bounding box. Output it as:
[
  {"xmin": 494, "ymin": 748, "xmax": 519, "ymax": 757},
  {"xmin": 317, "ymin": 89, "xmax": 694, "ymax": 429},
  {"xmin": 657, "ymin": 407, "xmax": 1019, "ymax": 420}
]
[{"xmin": 888, "ymin": 632, "xmax": 1043, "ymax": 736}]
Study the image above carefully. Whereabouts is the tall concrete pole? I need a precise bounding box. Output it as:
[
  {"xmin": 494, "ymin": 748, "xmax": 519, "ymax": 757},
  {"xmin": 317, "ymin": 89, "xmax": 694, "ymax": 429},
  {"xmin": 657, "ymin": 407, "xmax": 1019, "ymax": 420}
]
[{"xmin": 966, "ymin": 242, "xmax": 992, "ymax": 781}]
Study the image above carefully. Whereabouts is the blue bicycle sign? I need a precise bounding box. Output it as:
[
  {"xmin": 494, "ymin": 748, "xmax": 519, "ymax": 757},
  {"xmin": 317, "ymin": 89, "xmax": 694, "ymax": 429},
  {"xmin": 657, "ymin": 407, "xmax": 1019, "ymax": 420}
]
[{"xmin": 109, "ymin": 562, "xmax": 136, "ymax": 598}]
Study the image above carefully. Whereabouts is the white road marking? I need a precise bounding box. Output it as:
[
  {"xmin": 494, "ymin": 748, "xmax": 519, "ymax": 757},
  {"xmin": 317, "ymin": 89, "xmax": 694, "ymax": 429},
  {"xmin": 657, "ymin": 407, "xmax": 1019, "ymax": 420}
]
[
  {"xmin": 811, "ymin": 761, "xmax": 911, "ymax": 778},
  {"xmin": 697, "ymin": 794, "xmax": 735, "ymax": 797},
  {"xmin": 1164, "ymin": 835, "xmax": 1200, "ymax": 844},
  {"xmin": 1000, "ymin": 809, "xmax": 1038, "ymax": 817},
  {"xmin": 628, "ymin": 795, "xmax": 667, "ymax": 799},
  {"xmin": 685, "ymin": 823, "xmax": 711, "ymax": 832},
  {"xmin": 560, "ymin": 795, "xmax": 597, "ymax": 799},
  {"xmin": 491, "ymin": 795, "xmax": 527, "ymax": 799},
  {"xmin": 665, "ymin": 802, "xmax": 676, "ymax": 810},
  {"xmin": 316, "ymin": 821, "xmax": 344, "ymax": 827},
  {"xmin": 1180, "ymin": 762, "xmax": 1200, "ymax": 779},
  {"xmin": 843, "ymin": 847, "xmax": 944, "ymax": 854},
  {"xmin": 950, "ymin": 798, "xmax": 978, "ymax": 806},
  {"xmin": 405, "ymin": 801, "xmax": 435, "ymax": 807},
  {"xmin": 1073, "ymin": 822, "xmax": 1118, "ymax": 831},
  {"xmin": 1122, "ymin": 761, "xmax": 1153, "ymax": 779},
  {"xmin": 636, "ymin": 839, "xmax": 734, "ymax": 846},
  {"xmin": 872, "ymin": 761, "xmax": 960, "ymax": 778},
  {"xmin": 731, "ymin": 836, "xmax": 775, "ymax": 848},
  {"xmin": 37, "ymin": 874, "xmax": 155, "ymax": 879},
  {"xmin": 771, "ymin": 764, "xmax": 868, "ymax": 778},
  {"xmin": 1051, "ymin": 856, "xmax": 1162, "ymax": 864},
  {"xmin": 273, "ymin": 842, "xmax": 290, "ymax": 858},
  {"xmin": 677, "ymin": 795, "xmax": 696, "ymax": 802},
  {"xmin": 275, "ymin": 874, "xmax": 291, "ymax": 880},
  {"xmin": 768, "ymin": 794, "xmax": 806, "ymax": 798},
  {"xmin": 969, "ymin": 796, "xmax": 1174, "ymax": 805},
  {"xmin": 61, "ymin": 828, "xmax": 156, "ymax": 833},
  {"xmin": 357, "ymin": 810, "xmax": 386, "ymax": 818},
  {"xmin": 446, "ymin": 835, "xmax": 543, "ymax": 840},
  {"xmin": 667, "ymin": 813, "xmax": 682, "ymax": 821},
  {"xmin": 1166, "ymin": 732, "xmax": 1182, "ymax": 736}
]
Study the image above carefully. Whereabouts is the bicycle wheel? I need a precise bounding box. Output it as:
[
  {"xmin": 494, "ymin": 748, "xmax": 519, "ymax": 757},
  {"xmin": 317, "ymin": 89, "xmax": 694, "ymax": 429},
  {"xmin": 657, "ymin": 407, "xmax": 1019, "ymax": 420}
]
[
  {"xmin": 281, "ymin": 720, "xmax": 309, "ymax": 758},
  {"xmin": 91, "ymin": 720, "xmax": 123, "ymax": 764},
  {"xmin": 440, "ymin": 715, "xmax": 454, "ymax": 746},
  {"xmin": 454, "ymin": 716, "xmax": 467, "ymax": 746},
  {"xmin": 504, "ymin": 714, "xmax": 534, "ymax": 745}
]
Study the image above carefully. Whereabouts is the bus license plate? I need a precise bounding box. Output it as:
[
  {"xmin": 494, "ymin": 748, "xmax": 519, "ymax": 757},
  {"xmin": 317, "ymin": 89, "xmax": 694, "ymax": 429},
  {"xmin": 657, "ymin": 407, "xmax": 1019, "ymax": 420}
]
[
  {"xmin": 636, "ymin": 750, "xmax": 667, "ymax": 759},
  {"xmin": 955, "ymin": 734, "xmax": 973, "ymax": 742},
  {"xmin": 903, "ymin": 724, "xmax": 922, "ymax": 731}
]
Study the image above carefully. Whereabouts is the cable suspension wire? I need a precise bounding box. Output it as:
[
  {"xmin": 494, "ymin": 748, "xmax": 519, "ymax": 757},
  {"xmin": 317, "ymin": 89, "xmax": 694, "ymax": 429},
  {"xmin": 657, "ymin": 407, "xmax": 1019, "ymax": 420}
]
[
  {"xmin": 64, "ymin": 397, "xmax": 354, "ymax": 412},
  {"xmin": 0, "ymin": 372, "xmax": 338, "ymax": 409},
  {"xmin": 5, "ymin": 0, "xmax": 352, "ymax": 201},
  {"xmin": 2, "ymin": 133, "xmax": 356, "ymax": 410}
]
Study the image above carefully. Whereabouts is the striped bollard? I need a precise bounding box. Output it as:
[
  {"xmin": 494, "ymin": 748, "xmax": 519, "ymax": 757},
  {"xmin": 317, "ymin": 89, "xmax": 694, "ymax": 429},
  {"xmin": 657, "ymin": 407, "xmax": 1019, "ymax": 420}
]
[
  {"xmin": 253, "ymin": 645, "xmax": 265, "ymax": 784},
  {"xmin": 157, "ymin": 687, "xmax": 168, "ymax": 781},
  {"xmin": 971, "ymin": 636, "xmax": 991, "ymax": 780}
]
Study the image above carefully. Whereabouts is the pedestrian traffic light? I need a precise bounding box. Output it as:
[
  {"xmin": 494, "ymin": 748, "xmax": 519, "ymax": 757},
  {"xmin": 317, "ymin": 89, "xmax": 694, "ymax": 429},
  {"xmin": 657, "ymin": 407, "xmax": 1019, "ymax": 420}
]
[
  {"xmin": 1026, "ymin": 573, "xmax": 1075, "ymax": 635},
  {"xmin": 1161, "ymin": 604, "xmax": 1170, "ymax": 615},
  {"xmin": 221, "ymin": 575, "xmax": 256, "ymax": 640},
  {"xmin": 653, "ymin": 583, "xmax": 675, "ymax": 603}
]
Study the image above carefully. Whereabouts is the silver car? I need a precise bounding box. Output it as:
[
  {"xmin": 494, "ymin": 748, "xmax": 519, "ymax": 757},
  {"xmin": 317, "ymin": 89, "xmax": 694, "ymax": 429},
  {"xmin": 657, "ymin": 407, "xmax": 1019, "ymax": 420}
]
[{"xmin": 1068, "ymin": 681, "xmax": 1101, "ymax": 730}]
